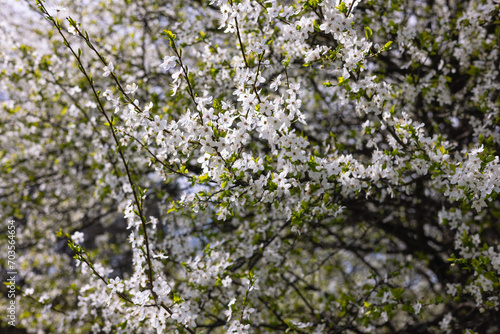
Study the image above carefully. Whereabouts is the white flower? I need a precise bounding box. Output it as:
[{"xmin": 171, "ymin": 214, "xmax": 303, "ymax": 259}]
[
  {"xmin": 171, "ymin": 68, "xmax": 183, "ymax": 83},
  {"xmin": 38, "ymin": 293, "xmax": 50, "ymax": 303},
  {"xmin": 152, "ymin": 251, "xmax": 168, "ymax": 259},
  {"xmin": 125, "ymin": 83, "xmax": 138, "ymax": 94},
  {"xmin": 102, "ymin": 89, "xmax": 113, "ymax": 100},
  {"xmin": 279, "ymin": 5, "xmax": 296, "ymax": 20},
  {"xmin": 52, "ymin": 4, "xmax": 67, "ymax": 13},
  {"xmin": 153, "ymin": 278, "xmax": 171, "ymax": 300},
  {"xmin": 149, "ymin": 216, "xmax": 158, "ymax": 229},
  {"xmin": 270, "ymin": 74, "xmax": 282, "ymax": 91},
  {"xmin": 124, "ymin": 201, "xmax": 135, "ymax": 219},
  {"xmin": 71, "ymin": 231, "xmax": 85, "ymax": 244},
  {"xmin": 267, "ymin": 3, "xmax": 283, "ymax": 19},
  {"xmin": 107, "ymin": 277, "xmax": 124, "ymax": 293},
  {"xmin": 250, "ymin": 41, "xmax": 268, "ymax": 54},
  {"xmin": 477, "ymin": 275, "xmax": 494, "ymax": 292},
  {"xmin": 413, "ymin": 301, "xmax": 422, "ymax": 314},
  {"xmin": 439, "ymin": 313, "xmax": 453, "ymax": 331},
  {"xmin": 102, "ymin": 62, "xmax": 114, "ymax": 77},
  {"xmin": 67, "ymin": 22, "xmax": 78, "ymax": 36},
  {"xmin": 133, "ymin": 290, "xmax": 151, "ymax": 306},
  {"xmin": 227, "ymin": 320, "xmax": 250, "ymax": 333},
  {"xmin": 470, "ymin": 145, "xmax": 484, "ymax": 156},
  {"xmin": 68, "ymin": 86, "xmax": 82, "ymax": 95},
  {"xmin": 225, "ymin": 298, "xmax": 236, "ymax": 321},
  {"xmin": 222, "ymin": 276, "xmax": 232, "ymax": 287},
  {"xmin": 159, "ymin": 56, "xmax": 177, "ymax": 71},
  {"xmin": 446, "ymin": 283, "xmax": 458, "ymax": 296}
]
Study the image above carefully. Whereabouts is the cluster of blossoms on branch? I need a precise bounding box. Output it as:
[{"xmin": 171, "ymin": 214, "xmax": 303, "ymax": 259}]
[{"xmin": 1, "ymin": 0, "xmax": 500, "ymax": 333}]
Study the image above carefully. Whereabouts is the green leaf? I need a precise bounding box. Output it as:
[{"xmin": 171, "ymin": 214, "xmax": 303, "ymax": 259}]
[
  {"xmin": 364, "ymin": 26, "xmax": 373, "ymax": 39},
  {"xmin": 382, "ymin": 41, "xmax": 393, "ymax": 51},
  {"xmin": 198, "ymin": 174, "xmax": 210, "ymax": 183},
  {"xmin": 163, "ymin": 30, "xmax": 176, "ymax": 40},
  {"xmin": 336, "ymin": 2, "xmax": 348, "ymax": 14}
]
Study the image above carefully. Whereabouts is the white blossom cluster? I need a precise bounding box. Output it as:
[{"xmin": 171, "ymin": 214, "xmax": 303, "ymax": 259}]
[{"xmin": 1, "ymin": 0, "xmax": 500, "ymax": 333}]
